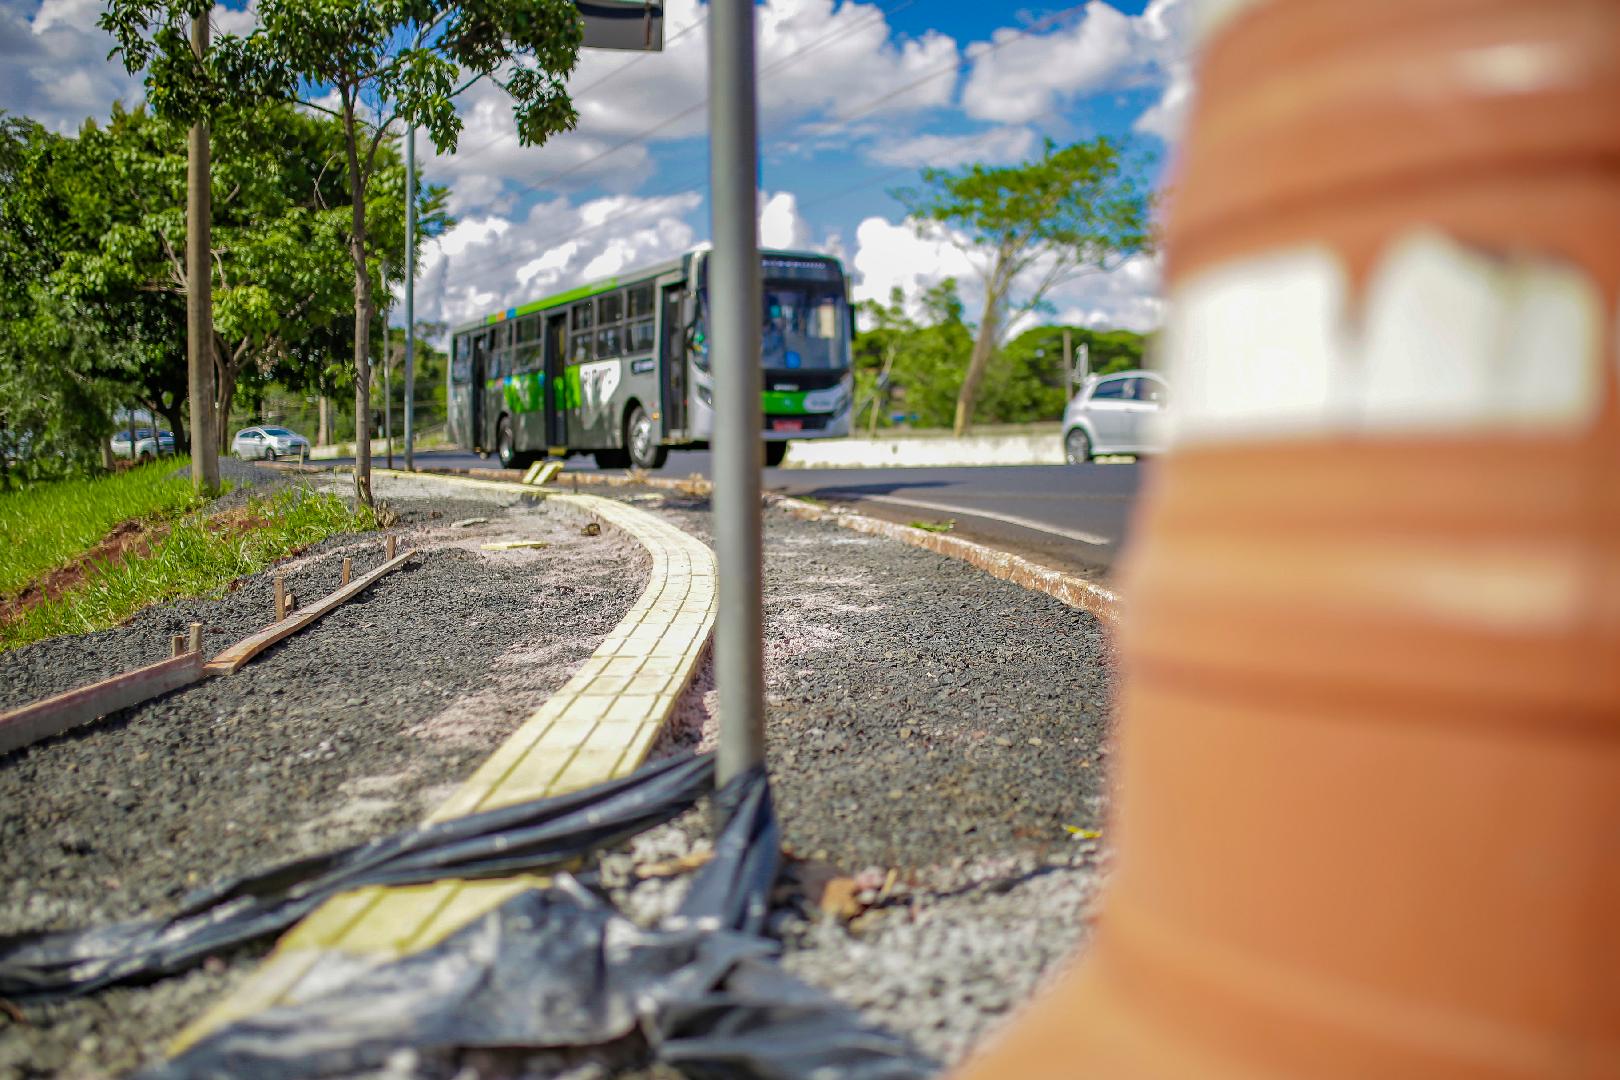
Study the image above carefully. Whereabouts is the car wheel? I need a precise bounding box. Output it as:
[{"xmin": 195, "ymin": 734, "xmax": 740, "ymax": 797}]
[
  {"xmin": 625, "ymin": 405, "xmax": 667, "ymax": 470},
  {"xmin": 266, "ymin": 448, "xmax": 277, "ymax": 461},
  {"xmin": 1065, "ymin": 427, "xmax": 1092, "ymax": 465},
  {"xmin": 764, "ymin": 441, "xmax": 789, "ymax": 468}
]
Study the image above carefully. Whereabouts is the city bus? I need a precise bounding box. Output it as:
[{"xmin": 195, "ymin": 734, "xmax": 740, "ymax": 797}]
[{"xmin": 447, "ymin": 246, "xmax": 854, "ymax": 469}]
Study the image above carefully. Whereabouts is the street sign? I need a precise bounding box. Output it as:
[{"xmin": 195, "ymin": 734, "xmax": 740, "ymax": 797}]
[{"xmin": 577, "ymin": 1, "xmax": 664, "ymax": 52}]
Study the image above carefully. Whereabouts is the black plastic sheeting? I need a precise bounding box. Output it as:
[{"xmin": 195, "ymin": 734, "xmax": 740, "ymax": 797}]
[
  {"xmin": 0, "ymin": 752, "xmax": 716, "ymax": 1000},
  {"xmin": 148, "ymin": 763, "xmax": 934, "ymax": 1079}
]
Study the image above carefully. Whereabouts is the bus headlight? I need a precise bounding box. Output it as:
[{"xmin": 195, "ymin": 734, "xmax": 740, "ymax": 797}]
[
  {"xmin": 696, "ymin": 383, "xmax": 713, "ymax": 407},
  {"xmin": 803, "ymin": 376, "xmax": 852, "ymax": 414}
]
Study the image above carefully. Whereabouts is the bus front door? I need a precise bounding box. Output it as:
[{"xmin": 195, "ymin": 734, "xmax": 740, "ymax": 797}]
[
  {"xmin": 470, "ymin": 332, "xmax": 489, "ymax": 451},
  {"xmin": 544, "ymin": 313, "xmax": 568, "ymax": 448},
  {"xmin": 661, "ymin": 286, "xmax": 687, "ymax": 434}
]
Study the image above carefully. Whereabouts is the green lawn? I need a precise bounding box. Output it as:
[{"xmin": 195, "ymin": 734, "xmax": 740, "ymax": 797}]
[
  {"xmin": 1, "ymin": 482, "xmax": 375, "ymax": 652},
  {"xmin": 0, "ymin": 459, "xmax": 203, "ymax": 598}
]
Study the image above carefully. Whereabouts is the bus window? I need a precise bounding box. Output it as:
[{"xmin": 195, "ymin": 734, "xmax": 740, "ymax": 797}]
[
  {"xmin": 596, "ymin": 325, "xmax": 622, "ymax": 358},
  {"xmin": 516, "ymin": 315, "xmax": 540, "ymax": 344},
  {"xmin": 627, "ymin": 282, "xmax": 655, "ymax": 319},
  {"xmin": 569, "ymin": 329, "xmax": 593, "ymax": 364},
  {"xmin": 571, "ymin": 302, "xmax": 593, "ymax": 333},
  {"xmin": 627, "ymin": 319, "xmax": 655, "ymax": 354},
  {"xmin": 597, "ymin": 290, "xmax": 624, "ymax": 326},
  {"xmin": 451, "ymin": 335, "xmax": 471, "ymax": 382}
]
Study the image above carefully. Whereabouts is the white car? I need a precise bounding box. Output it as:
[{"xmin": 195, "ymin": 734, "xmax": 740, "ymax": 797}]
[
  {"xmin": 110, "ymin": 428, "xmax": 176, "ymax": 460},
  {"xmin": 1063, "ymin": 371, "xmax": 1170, "ymax": 463},
  {"xmin": 232, "ymin": 426, "xmax": 311, "ymax": 461}
]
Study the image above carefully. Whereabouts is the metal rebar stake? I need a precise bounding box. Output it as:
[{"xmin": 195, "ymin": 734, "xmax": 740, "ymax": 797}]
[{"xmin": 708, "ymin": 0, "xmax": 765, "ymax": 788}]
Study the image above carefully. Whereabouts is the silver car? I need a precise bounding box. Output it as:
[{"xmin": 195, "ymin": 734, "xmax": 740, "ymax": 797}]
[
  {"xmin": 110, "ymin": 427, "xmax": 177, "ymax": 460},
  {"xmin": 1063, "ymin": 371, "xmax": 1169, "ymax": 463},
  {"xmin": 232, "ymin": 425, "xmax": 311, "ymax": 461}
]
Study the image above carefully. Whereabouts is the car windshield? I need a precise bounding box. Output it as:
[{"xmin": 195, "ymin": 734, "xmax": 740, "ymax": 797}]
[
  {"xmin": 760, "ymin": 285, "xmax": 847, "ymax": 371},
  {"xmin": 262, "ymin": 427, "xmax": 293, "ymax": 437}
]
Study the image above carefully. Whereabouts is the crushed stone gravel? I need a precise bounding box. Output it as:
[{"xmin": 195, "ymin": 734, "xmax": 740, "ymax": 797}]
[
  {"xmin": 0, "ymin": 480, "xmax": 649, "ymax": 1079},
  {"xmin": 2, "ymin": 471, "xmax": 1115, "ymax": 1078}
]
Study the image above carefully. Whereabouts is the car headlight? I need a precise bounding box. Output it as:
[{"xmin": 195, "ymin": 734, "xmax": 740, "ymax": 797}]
[{"xmin": 696, "ymin": 384, "xmax": 713, "ymax": 407}]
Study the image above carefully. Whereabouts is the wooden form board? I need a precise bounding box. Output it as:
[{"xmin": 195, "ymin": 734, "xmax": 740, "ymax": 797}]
[
  {"xmin": 0, "ymin": 651, "xmax": 205, "ymax": 757},
  {"xmin": 204, "ymin": 548, "xmax": 414, "ymax": 675}
]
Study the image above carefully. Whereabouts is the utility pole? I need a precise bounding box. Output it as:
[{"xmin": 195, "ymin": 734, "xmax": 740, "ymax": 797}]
[
  {"xmin": 708, "ymin": 0, "xmax": 765, "ymax": 787},
  {"xmin": 1062, "ymin": 328, "xmax": 1073, "ymax": 402},
  {"xmin": 403, "ymin": 127, "xmax": 416, "ymax": 471},
  {"xmin": 186, "ymin": 7, "xmax": 219, "ymax": 493}
]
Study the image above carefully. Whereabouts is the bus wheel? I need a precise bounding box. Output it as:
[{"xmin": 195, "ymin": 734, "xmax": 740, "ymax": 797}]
[
  {"xmin": 626, "ymin": 404, "xmax": 668, "ymax": 470},
  {"xmin": 764, "ymin": 441, "xmax": 789, "ymax": 467},
  {"xmin": 497, "ymin": 415, "xmax": 521, "ymax": 469}
]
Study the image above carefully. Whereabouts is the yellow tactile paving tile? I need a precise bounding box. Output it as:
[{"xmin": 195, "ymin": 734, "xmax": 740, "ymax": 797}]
[{"xmin": 169, "ymin": 478, "xmax": 717, "ymax": 1054}]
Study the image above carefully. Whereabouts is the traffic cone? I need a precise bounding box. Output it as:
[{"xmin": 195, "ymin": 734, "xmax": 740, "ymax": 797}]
[{"xmin": 955, "ymin": 0, "xmax": 1619, "ymax": 1076}]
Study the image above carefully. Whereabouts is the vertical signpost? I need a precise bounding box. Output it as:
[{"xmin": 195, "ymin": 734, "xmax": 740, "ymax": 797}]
[{"xmin": 706, "ymin": 0, "xmax": 765, "ymax": 786}]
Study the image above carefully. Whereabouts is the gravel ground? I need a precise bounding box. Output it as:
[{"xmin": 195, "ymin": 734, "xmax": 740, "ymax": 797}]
[
  {"xmin": 610, "ymin": 487, "xmax": 1115, "ymax": 1070},
  {"xmin": 2, "ymin": 472, "xmax": 1114, "ymax": 1078},
  {"xmin": 0, "ymin": 476, "xmax": 649, "ymax": 1078}
]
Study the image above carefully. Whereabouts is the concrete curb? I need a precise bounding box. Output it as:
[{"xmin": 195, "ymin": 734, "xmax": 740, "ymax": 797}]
[
  {"xmin": 767, "ymin": 495, "xmax": 1120, "ymax": 629},
  {"xmin": 170, "ymin": 470, "xmax": 718, "ymax": 1052}
]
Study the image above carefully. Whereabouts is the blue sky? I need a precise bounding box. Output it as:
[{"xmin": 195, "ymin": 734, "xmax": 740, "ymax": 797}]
[{"xmin": 1, "ymin": 0, "xmax": 1192, "ymax": 333}]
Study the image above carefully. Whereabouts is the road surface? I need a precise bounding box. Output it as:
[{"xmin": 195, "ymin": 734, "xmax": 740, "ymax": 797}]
[{"xmin": 329, "ymin": 448, "xmax": 1145, "ymax": 577}]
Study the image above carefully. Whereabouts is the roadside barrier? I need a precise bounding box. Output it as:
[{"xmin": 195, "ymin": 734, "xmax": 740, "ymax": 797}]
[{"xmin": 956, "ymin": 0, "xmax": 1620, "ymax": 1076}]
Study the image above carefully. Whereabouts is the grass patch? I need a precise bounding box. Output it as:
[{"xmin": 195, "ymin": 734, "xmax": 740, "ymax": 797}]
[
  {"xmin": 0, "ymin": 459, "xmax": 205, "ymax": 597},
  {"xmin": 909, "ymin": 519, "xmax": 955, "ymax": 534},
  {"xmin": 1, "ymin": 486, "xmax": 375, "ymax": 652}
]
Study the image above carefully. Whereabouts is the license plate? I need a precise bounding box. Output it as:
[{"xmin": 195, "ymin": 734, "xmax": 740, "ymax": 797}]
[{"xmin": 772, "ymin": 418, "xmax": 803, "ymax": 432}]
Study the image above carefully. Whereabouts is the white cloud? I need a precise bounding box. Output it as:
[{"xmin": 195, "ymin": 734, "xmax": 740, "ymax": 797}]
[
  {"xmin": 849, "ymin": 216, "xmax": 977, "ymax": 311},
  {"xmin": 960, "ymin": 0, "xmax": 1191, "ymax": 144},
  {"xmin": 431, "ymin": 0, "xmax": 961, "ymax": 219},
  {"xmin": 1, "ymin": 0, "xmax": 144, "ymax": 131},
  {"xmin": 1130, "ymin": 0, "xmax": 1194, "ymax": 145},
  {"xmin": 758, "ymin": 189, "xmax": 811, "ymax": 250},
  {"xmin": 960, "ymin": 2, "xmax": 1142, "ymax": 124},
  {"xmin": 867, "ymin": 125, "xmax": 1037, "ymax": 168},
  {"xmin": 409, "ymin": 190, "xmax": 701, "ymax": 330}
]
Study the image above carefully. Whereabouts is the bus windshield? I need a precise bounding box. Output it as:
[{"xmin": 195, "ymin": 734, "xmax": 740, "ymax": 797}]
[{"xmin": 761, "ymin": 285, "xmax": 847, "ymax": 371}]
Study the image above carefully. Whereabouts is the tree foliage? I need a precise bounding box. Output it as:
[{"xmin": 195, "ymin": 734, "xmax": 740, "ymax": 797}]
[
  {"xmin": 0, "ymin": 101, "xmax": 446, "ymax": 482},
  {"xmin": 101, "ymin": 0, "xmax": 583, "ymax": 503},
  {"xmin": 853, "ymin": 282, "xmax": 1148, "ymax": 431},
  {"xmin": 894, "ymin": 137, "xmax": 1153, "ymax": 435}
]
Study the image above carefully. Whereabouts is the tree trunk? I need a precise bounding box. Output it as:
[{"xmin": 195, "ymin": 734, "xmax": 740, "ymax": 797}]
[
  {"xmin": 953, "ymin": 301, "xmax": 1000, "ymax": 437},
  {"xmin": 161, "ymin": 398, "xmax": 187, "ymax": 458},
  {"xmin": 214, "ymin": 344, "xmax": 238, "ymax": 455},
  {"xmin": 318, "ymin": 395, "xmax": 331, "ymax": 446},
  {"xmin": 342, "ymin": 96, "xmax": 373, "ymax": 507}
]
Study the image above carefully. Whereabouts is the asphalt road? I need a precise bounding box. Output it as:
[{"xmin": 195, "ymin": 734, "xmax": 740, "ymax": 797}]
[{"xmin": 328, "ymin": 448, "xmax": 1145, "ymax": 577}]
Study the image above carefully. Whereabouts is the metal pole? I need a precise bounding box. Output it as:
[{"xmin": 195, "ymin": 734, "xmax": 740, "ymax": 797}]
[
  {"xmin": 186, "ymin": 8, "xmax": 219, "ymax": 494},
  {"xmin": 708, "ymin": 0, "xmax": 765, "ymax": 787},
  {"xmin": 403, "ymin": 127, "xmax": 416, "ymax": 471}
]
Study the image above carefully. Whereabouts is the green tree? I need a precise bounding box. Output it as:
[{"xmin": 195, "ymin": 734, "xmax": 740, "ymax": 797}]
[
  {"xmin": 229, "ymin": 0, "xmax": 582, "ymax": 504},
  {"xmin": 852, "ymin": 279, "xmax": 975, "ymax": 430},
  {"xmin": 0, "ymin": 113, "xmax": 152, "ymax": 483},
  {"xmin": 895, "ymin": 137, "xmax": 1152, "ymax": 435},
  {"xmin": 981, "ymin": 324, "xmax": 1147, "ymax": 423}
]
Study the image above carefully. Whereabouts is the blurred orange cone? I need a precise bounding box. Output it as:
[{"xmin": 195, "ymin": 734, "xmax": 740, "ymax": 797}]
[{"xmin": 955, "ymin": 0, "xmax": 1619, "ymax": 1077}]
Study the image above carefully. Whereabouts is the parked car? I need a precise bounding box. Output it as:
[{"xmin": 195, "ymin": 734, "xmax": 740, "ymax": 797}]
[
  {"xmin": 1063, "ymin": 371, "xmax": 1170, "ymax": 463},
  {"xmin": 232, "ymin": 425, "xmax": 311, "ymax": 461},
  {"xmin": 110, "ymin": 427, "xmax": 177, "ymax": 460}
]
